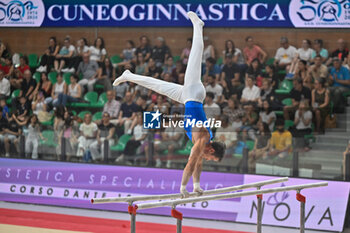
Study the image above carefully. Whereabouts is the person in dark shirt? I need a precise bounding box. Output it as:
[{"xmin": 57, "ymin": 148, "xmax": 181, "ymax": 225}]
[
  {"xmin": 146, "ymin": 58, "xmax": 163, "ymax": 79},
  {"xmin": 284, "ymin": 77, "xmax": 311, "ymax": 120},
  {"xmin": 220, "ymin": 53, "xmax": 241, "ymax": 90},
  {"xmin": 246, "ymin": 58, "xmax": 263, "ymax": 87},
  {"xmin": 151, "ymin": 37, "xmax": 172, "ymax": 67},
  {"xmin": 326, "ymin": 38, "xmax": 349, "ymax": 66},
  {"xmin": 263, "ymin": 65, "xmax": 279, "ymax": 90},
  {"xmin": 135, "ymin": 35, "xmax": 152, "ymax": 62},
  {"xmin": 116, "ymin": 91, "xmax": 138, "ymax": 134},
  {"xmin": 0, "ymin": 116, "xmax": 21, "ymax": 157}
]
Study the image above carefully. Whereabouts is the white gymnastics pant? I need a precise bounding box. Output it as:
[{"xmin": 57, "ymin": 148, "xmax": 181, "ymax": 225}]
[{"xmin": 114, "ymin": 12, "xmax": 206, "ymax": 104}]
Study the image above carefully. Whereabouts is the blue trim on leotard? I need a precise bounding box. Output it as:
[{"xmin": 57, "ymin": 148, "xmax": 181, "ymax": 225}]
[{"xmin": 184, "ymin": 101, "xmax": 213, "ymax": 143}]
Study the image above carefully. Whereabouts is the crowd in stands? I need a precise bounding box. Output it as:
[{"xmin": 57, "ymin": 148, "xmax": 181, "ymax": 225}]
[{"xmin": 0, "ymin": 35, "xmax": 349, "ymax": 173}]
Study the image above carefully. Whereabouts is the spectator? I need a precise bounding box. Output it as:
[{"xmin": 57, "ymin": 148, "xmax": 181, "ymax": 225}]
[
  {"xmin": 77, "ymin": 53, "xmax": 100, "ymax": 92},
  {"xmin": 116, "ymin": 92, "xmax": 138, "ymax": 134},
  {"xmin": 237, "ymin": 104, "xmax": 258, "ymax": 141},
  {"xmin": 12, "ymin": 96, "xmax": 30, "ymax": 125},
  {"xmin": 90, "ymin": 112, "xmax": 115, "ymax": 161},
  {"xmin": 202, "ymin": 36, "xmax": 215, "ymax": 63},
  {"xmin": 119, "ymin": 40, "xmax": 136, "ymax": 67},
  {"xmin": 274, "ymin": 37, "xmax": 297, "ymax": 70},
  {"xmin": 311, "ymin": 39, "xmax": 328, "ymax": 63},
  {"xmin": 37, "ymin": 37, "xmax": 60, "ymax": 73},
  {"xmin": 89, "ymin": 37, "xmax": 107, "ymax": 67},
  {"xmin": 77, "ymin": 113, "xmax": 98, "ymax": 161},
  {"xmin": 312, "ymin": 78, "xmax": 330, "ymax": 134},
  {"xmin": 54, "ymin": 36, "xmax": 76, "ymax": 73},
  {"xmin": 205, "ymin": 74, "xmax": 223, "ymax": 103},
  {"xmin": 243, "ymin": 36, "xmax": 267, "ymax": 65},
  {"xmin": 95, "ymin": 57, "xmax": 113, "ymax": 91},
  {"xmin": 146, "ymin": 58, "xmax": 162, "ymax": 79},
  {"xmin": 0, "ymin": 98, "xmax": 9, "ymax": 120},
  {"xmin": 56, "ymin": 74, "xmax": 82, "ymax": 106},
  {"xmin": 72, "ymin": 38, "xmax": 90, "ymax": 70},
  {"xmin": 222, "ymin": 96, "xmax": 245, "ymax": 130},
  {"xmin": 11, "ymin": 70, "xmax": 37, "ymax": 111},
  {"xmin": 148, "ymin": 95, "xmax": 170, "ymax": 114},
  {"xmin": 170, "ymin": 99, "xmax": 184, "ymax": 115},
  {"xmin": 0, "ymin": 70, "xmax": 10, "ymax": 98},
  {"xmin": 202, "ymin": 57, "xmax": 220, "ymax": 83},
  {"xmin": 53, "ymin": 105, "xmax": 66, "ymax": 139},
  {"xmin": 220, "ymin": 53, "xmax": 242, "ymax": 100},
  {"xmin": 34, "ymin": 72, "xmax": 52, "ymax": 99},
  {"xmin": 180, "ymin": 38, "xmax": 192, "ymax": 65},
  {"xmin": 135, "ymin": 52, "xmax": 148, "ymax": 75},
  {"xmin": 263, "ymin": 65, "xmax": 278, "ymax": 89},
  {"xmin": 152, "ymin": 37, "xmax": 172, "ymax": 67},
  {"xmin": 246, "ymin": 58, "xmax": 263, "ymax": 87},
  {"xmin": 259, "ymin": 100, "xmax": 276, "ymax": 132},
  {"xmin": 259, "ymin": 79, "xmax": 280, "ymax": 110},
  {"xmin": 241, "ymin": 75, "xmax": 260, "ymax": 106},
  {"xmin": 0, "ymin": 107, "xmax": 8, "ymax": 155},
  {"xmin": 0, "ymin": 40, "xmax": 10, "ymax": 63},
  {"xmin": 267, "ymin": 119, "xmax": 292, "ymax": 159},
  {"xmin": 295, "ymin": 39, "xmax": 314, "ymax": 62},
  {"xmin": 294, "ymin": 60, "xmax": 312, "ymax": 89},
  {"xmin": 290, "ymin": 100, "xmax": 312, "ymax": 151},
  {"xmin": 0, "ymin": 57, "xmax": 14, "ymax": 77},
  {"xmin": 326, "ymin": 38, "xmax": 348, "ymax": 66},
  {"xmin": 329, "ymin": 57, "xmax": 350, "ymax": 113},
  {"xmin": 103, "ymin": 90, "xmax": 121, "ymax": 120},
  {"xmin": 248, "ymin": 122, "xmax": 271, "ymax": 172},
  {"xmin": 25, "ymin": 114, "xmax": 43, "ymax": 159},
  {"xmin": 0, "ymin": 116, "xmax": 21, "ymax": 157},
  {"xmin": 11, "ymin": 55, "xmax": 30, "ymax": 89},
  {"xmin": 135, "ymin": 35, "xmax": 152, "ymax": 62},
  {"xmin": 154, "ymin": 115, "xmax": 184, "ymax": 168},
  {"xmin": 214, "ymin": 115, "xmax": 237, "ymax": 157},
  {"xmin": 113, "ymin": 77, "xmax": 129, "ymax": 100},
  {"xmin": 204, "ymin": 92, "xmax": 221, "ymax": 120},
  {"xmin": 343, "ymin": 140, "xmax": 350, "ymax": 180},
  {"xmin": 162, "ymin": 56, "xmax": 175, "ymax": 78},
  {"xmin": 32, "ymin": 92, "xmax": 47, "ymax": 115},
  {"xmin": 222, "ymin": 40, "xmax": 245, "ymax": 66},
  {"xmin": 283, "ymin": 77, "xmax": 311, "ymax": 120},
  {"xmin": 172, "ymin": 60, "xmax": 185, "ymax": 84},
  {"xmin": 45, "ymin": 73, "xmax": 67, "ymax": 107},
  {"xmin": 307, "ymin": 55, "xmax": 328, "ymax": 83}
]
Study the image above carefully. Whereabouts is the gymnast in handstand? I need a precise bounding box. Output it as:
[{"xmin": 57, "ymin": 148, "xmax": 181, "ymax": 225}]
[{"xmin": 113, "ymin": 11, "xmax": 225, "ymax": 198}]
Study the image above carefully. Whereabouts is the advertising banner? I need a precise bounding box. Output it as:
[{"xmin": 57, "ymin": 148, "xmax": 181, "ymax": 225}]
[
  {"xmin": 0, "ymin": 0, "xmax": 350, "ymax": 28},
  {"xmin": 0, "ymin": 158, "xmax": 349, "ymax": 232}
]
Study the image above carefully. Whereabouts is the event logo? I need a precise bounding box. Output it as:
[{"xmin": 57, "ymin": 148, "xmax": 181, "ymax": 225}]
[
  {"xmin": 0, "ymin": 0, "xmax": 44, "ymax": 27},
  {"xmin": 143, "ymin": 110, "xmax": 162, "ymax": 129},
  {"xmin": 289, "ymin": 0, "xmax": 350, "ymax": 27}
]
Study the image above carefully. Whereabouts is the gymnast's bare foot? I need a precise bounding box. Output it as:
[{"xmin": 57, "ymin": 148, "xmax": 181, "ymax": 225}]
[
  {"xmin": 187, "ymin": 11, "xmax": 204, "ymax": 26},
  {"xmin": 113, "ymin": 69, "xmax": 130, "ymax": 86}
]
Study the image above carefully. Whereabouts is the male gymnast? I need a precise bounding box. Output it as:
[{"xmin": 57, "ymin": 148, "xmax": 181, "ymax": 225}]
[{"xmin": 113, "ymin": 11, "xmax": 225, "ymax": 198}]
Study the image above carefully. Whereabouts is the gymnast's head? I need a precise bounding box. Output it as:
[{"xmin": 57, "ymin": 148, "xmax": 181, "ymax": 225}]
[{"xmin": 203, "ymin": 141, "xmax": 226, "ymax": 162}]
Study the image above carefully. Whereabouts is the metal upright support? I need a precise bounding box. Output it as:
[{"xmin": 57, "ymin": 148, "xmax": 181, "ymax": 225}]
[
  {"xmin": 20, "ymin": 135, "xmax": 25, "ymax": 158},
  {"xmin": 345, "ymin": 153, "xmax": 350, "ymax": 181},
  {"xmin": 61, "ymin": 137, "xmax": 66, "ymax": 161},
  {"xmin": 128, "ymin": 204, "xmax": 137, "ymax": 233},
  {"xmin": 296, "ymin": 191, "xmax": 306, "ymax": 233},
  {"xmin": 293, "ymin": 151, "xmax": 299, "ymax": 177},
  {"xmin": 242, "ymin": 147, "xmax": 249, "ymax": 173},
  {"xmin": 256, "ymin": 192, "xmax": 263, "ymax": 233},
  {"xmin": 103, "ymin": 139, "xmax": 109, "ymax": 164},
  {"xmin": 171, "ymin": 208, "xmax": 183, "ymax": 233}
]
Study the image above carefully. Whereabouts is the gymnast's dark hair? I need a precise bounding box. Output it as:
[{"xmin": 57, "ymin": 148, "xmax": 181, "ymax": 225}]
[{"xmin": 211, "ymin": 141, "xmax": 226, "ymax": 162}]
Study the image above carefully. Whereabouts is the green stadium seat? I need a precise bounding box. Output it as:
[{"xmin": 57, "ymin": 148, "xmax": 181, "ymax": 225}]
[
  {"xmin": 282, "ymin": 98, "xmax": 292, "ymax": 106},
  {"xmin": 78, "ymin": 111, "xmax": 91, "ymax": 120},
  {"xmin": 39, "ymin": 130, "xmax": 57, "ymax": 147},
  {"xmin": 111, "ymin": 55, "xmax": 123, "ymax": 65},
  {"xmin": 343, "ymin": 90, "xmax": 350, "ymax": 98},
  {"xmin": 176, "ymin": 140, "xmax": 193, "ymax": 155},
  {"xmin": 275, "ymin": 79, "xmax": 293, "ymax": 94},
  {"xmin": 28, "ymin": 54, "xmax": 38, "ymax": 69},
  {"xmin": 63, "ymin": 72, "xmax": 71, "ymax": 85},
  {"xmin": 216, "ymin": 57, "xmax": 223, "ymax": 65},
  {"xmin": 110, "ymin": 134, "xmax": 132, "ymax": 152},
  {"xmin": 6, "ymin": 89, "xmax": 20, "ymax": 105},
  {"xmin": 48, "ymin": 71, "xmax": 57, "ymax": 84},
  {"xmin": 72, "ymin": 91, "xmax": 98, "ymax": 108},
  {"xmin": 94, "ymin": 84, "xmax": 104, "ymax": 90},
  {"xmin": 92, "ymin": 111, "xmax": 103, "ymax": 122},
  {"xmin": 266, "ymin": 58, "xmax": 275, "ymax": 65},
  {"xmin": 284, "ymin": 120, "xmax": 294, "ymax": 130},
  {"xmin": 246, "ymin": 140, "xmax": 255, "ymax": 151},
  {"xmin": 33, "ymin": 72, "xmax": 41, "ymax": 83},
  {"xmin": 173, "ymin": 55, "xmax": 181, "ymax": 63},
  {"xmin": 91, "ymin": 92, "xmax": 107, "ymax": 108}
]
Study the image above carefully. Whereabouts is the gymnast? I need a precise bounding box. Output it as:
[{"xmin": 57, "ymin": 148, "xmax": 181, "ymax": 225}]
[{"xmin": 113, "ymin": 11, "xmax": 225, "ymax": 198}]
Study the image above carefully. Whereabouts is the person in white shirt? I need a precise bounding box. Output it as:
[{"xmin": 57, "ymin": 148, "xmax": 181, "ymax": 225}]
[
  {"xmin": 204, "ymin": 92, "xmax": 221, "ymax": 120},
  {"xmin": 205, "ymin": 74, "xmax": 223, "ymax": 103},
  {"xmin": 89, "ymin": 37, "xmax": 107, "ymax": 66},
  {"xmin": 286, "ymin": 39, "xmax": 314, "ymax": 79},
  {"xmin": 0, "ymin": 70, "xmax": 10, "ymax": 98},
  {"xmin": 241, "ymin": 75, "xmax": 260, "ymax": 106},
  {"xmin": 70, "ymin": 38, "xmax": 90, "ymax": 72},
  {"xmin": 214, "ymin": 115, "xmax": 237, "ymax": 156},
  {"xmin": 54, "ymin": 36, "xmax": 76, "ymax": 73},
  {"xmin": 77, "ymin": 113, "xmax": 98, "ymax": 160},
  {"xmin": 103, "ymin": 90, "xmax": 121, "ymax": 120},
  {"xmin": 274, "ymin": 37, "xmax": 297, "ymax": 70}
]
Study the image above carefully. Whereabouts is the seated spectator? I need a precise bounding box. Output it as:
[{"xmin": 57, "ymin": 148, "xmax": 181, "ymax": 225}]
[
  {"xmin": 295, "ymin": 39, "xmax": 314, "ymax": 62},
  {"xmin": 32, "ymin": 92, "xmax": 47, "ymax": 115},
  {"xmin": 37, "ymin": 37, "xmax": 60, "ymax": 73},
  {"xmin": 274, "ymin": 37, "xmax": 297, "ymax": 70},
  {"xmin": 241, "ymin": 75, "xmax": 260, "ymax": 106},
  {"xmin": 246, "ymin": 58, "xmax": 263, "ymax": 87},
  {"xmin": 12, "ymin": 96, "xmax": 30, "ymax": 125},
  {"xmin": 45, "ymin": 73, "xmax": 67, "ymax": 107},
  {"xmin": 56, "ymin": 74, "xmax": 82, "ymax": 106},
  {"xmin": 202, "ymin": 57, "xmax": 220, "ymax": 83},
  {"xmin": 148, "ymin": 95, "xmax": 170, "ymax": 114},
  {"xmin": 0, "ymin": 116, "xmax": 21, "ymax": 157},
  {"xmin": 259, "ymin": 100, "xmax": 276, "ymax": 132},
  {"xmin": 34, "ymin": 72, "xmax": 52, "ymax": 99},
  {"xmin": 0, "ymin": 57, "xmax": 14, "ymax": 77},
  {"xmin": 135, "ymin": 35, "xmax": 152, "ymax": 62},
  {"xmin": 54, "ymin": 36, "xmax": 76, "ymax": 73},
  {"xmin": 259, "ymin": 79, "xmax": 280, "ymax": 110},
  {"xmin": 326, "ymin": 38, "xmax": 348, "ymax": 66},
  {"xmin": 77, "ymin": 113, "xmax": 98, "ymax": 161},
  {"xmin": 290, "ymin": 100, "xmax": 312, "ymax": 151},
  {"xmin": 0, "ymin": 98, "xmax": 9, "ymax": 120},
  {"xmin": 11, "ymin": 70, "xmax": 37, "ymax": 112},
  {"xmin": 307, "ymin": 55, "xmax": 328, "ymax": 83},
  {"xmin": 294, "ymin": 60, "xmax": 312, "ymax": 89},
  {"xmin": 222, "ymin": 40, "xmax": 245, "ymax": 67},
  {"xmin": 135, "ymin": 52, "xmax": 148, "ymax": 75},
  {"xmin": 100, "ymin": 57, "xmax": 115, "ymax": 84},
  {"xmin": 343, "ymin": 140, "xmax": 350, "ymax": 180},
  {"xmin": 180, "ymin": 38, "xmax": 192, "ymax": 66},
  {"xmin": 89, "ymin": 37, "xmax": 107, "ymax": 67},
  {"xmin": 77, "ymin": 53, "xmax": 100, "ymax": 92},
  {"xmin": 220, "ymin": 53, "xmax": 240, "ymax": 88},
  {"xmin": 202, "ymin": 36, "xmax": 215, "ymax": 63},
  {"xmin": 0, "ymin": 40, "xmax": 10, "ymax": 63},
  {"xmin": 172, "ymin": 60, "xmax": 185, "ymax": 84},
  {"xmin": 53, "ymin": 106, "xmax": 66, "ymax": 139},
  {"xmin": 204, "ymin": 92, "xmax": 221, "ymax": 120},
  {"xmin": 329, "ymin": 57, "xmax": 350, "ymax": 113},
  {"xmin": 146, "ymin": 58, "xmax": 162, "ymax": 79},
  {"xmin": 115, "ymin": 92, "xmax": 138, "ymax": 134},
  {"xmin": 170, "ymin": 100, "xmax": 184, "ymax": 115},
  {"xmin": 263, "ymin": 65, "xmax": 278, "ymax": 90},
  {"xmin": 222, "ymin": 96, "xmax": 245, "ymax": 130},
  {"xmin": 154, "ymin": 115, "xmax": 184, "ymax": 168},
  {"xmin": 152, "ymin": 37, "xmax": 171, "ymax": 67},
  {"xmin": 312, "ymin": 78, "xmax": 330, "ymax": 134},
  {"xmin": 25, "ymin": 114, "xmax": 43, "ymax": 159},
  {"xmin": 214, "ymin": 115, "xmax": 237, "ymax": 157},
  {"xmin": 118, "ymin": 40, "xmax": 136, "ymax": 67},
  {"xmin": 90, "ymin": 112, "xmax": 115, "ymax": 161},
  {"xmin": 0, "ymin": 70, "xmax": 10, "ymax": 98},
  {"xmin": 283, "ymin": 77, "xmax": 311, "ymax": 120},
  {"xmin": 103, "ymin": 90, "xmax": 121, "ymax": 120},
  {"xmin": 311, "ymin": 39, "xmax": 328, "ymax": 63},
  {"xmin": 72, "ymin": 38, "xmax": 90, "ymax": 70},
  {"xmin": 11, "ymin": 55, "xmax": 30, "ymax": 89},
  {"xmin": 243, "ymin": 36, "xmax": 267, "ymax": 65},
  {"xmin": 267, "ymin": 119, "xmax": 292, "ymax": 159},
  {"xmin": 162, "ymin": 56, "xmax": 175, "ymax": 78},
  {"xmin": 0, "ymin": 107, "xmax": 8, "ymax": 151},
  {"xmin": 205, "ymin": 74, "xmax": 223, "ymax": 103},
  {"xmin": 113, "ymin": 79, "xmax": 128, "ymax": 100},
  {"xmin": 237, "ymin": 104, "xmax": 258, "ymax": 141},
  {"xmin": 248, "ymin": 122, "xmax": 271, "ymax": 172}
]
